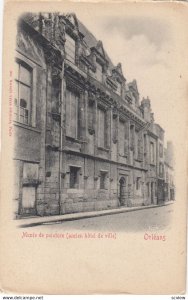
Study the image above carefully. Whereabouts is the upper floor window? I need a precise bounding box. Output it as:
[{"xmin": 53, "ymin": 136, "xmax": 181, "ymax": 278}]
[
  {"xmin": 95, "ymin": 61, "xmax": 103, "ymax": 82},
  {"xmin": 159, "ymin": 143, "xmax": 163, "ymax": 157},
  {"xmin": 130, "ymin": 124, "xmax": 134, "ymax": 151},
  {"xmin": 150, "ymin": 142, "xmax": 155, "ymax": 164},
  {"xmin": 159, "ymin": 163, "xmax": 164, "ymax": 177},
  {"xmin": 97, "ymin": 107, "xmax": 106, "ymax": 148},
  {"xmin": 65, "ymin": 33, "xmax": 76, "ymax": 63},
  {"xmin": 119, "ymin": 120, "xmax": 126, "ymax": 156},
  {"xmin": 14, "ymin": 61, "xmax": 32, "ymax": 125},
  {"xmin": 65, "ymin": 89, "xmax": 79, "ymax": 139}
]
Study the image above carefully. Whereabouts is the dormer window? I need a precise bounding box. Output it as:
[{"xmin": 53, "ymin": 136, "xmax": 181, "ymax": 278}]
[
  {"xmin": 95, "ymin": 61, "xmax": 103, "ymax": 82},
  {"xmin": 65, "ymin": 33, "xmax": 76, "ymax": 63},
  {"xmin": 116, "ymin": 81, "xmax": 122, "ymax": 96}
]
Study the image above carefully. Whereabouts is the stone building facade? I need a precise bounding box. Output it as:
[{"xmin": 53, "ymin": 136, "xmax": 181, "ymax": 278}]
[
  {"xmin": 164, "ymin": 142, "xmax": 175, "ymax": 201},
  {"xmin": 13, "ymin": 13, "xmax": 175, "ymax": 218}
]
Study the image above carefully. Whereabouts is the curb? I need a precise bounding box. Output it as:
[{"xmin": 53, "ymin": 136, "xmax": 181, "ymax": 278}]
[{"xmin": 17, "ymin": 201, "xmax": 174, "ymax": 228}]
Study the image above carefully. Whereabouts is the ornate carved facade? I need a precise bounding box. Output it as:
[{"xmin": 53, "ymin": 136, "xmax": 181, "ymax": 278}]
[{"xmin": 13, "ymin": 13, "xmax": 175, "ymax": 218}]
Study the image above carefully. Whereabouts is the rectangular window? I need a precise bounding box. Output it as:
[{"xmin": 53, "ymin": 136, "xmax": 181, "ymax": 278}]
[
  {"xmin": 130, "ymin": 124, "xmax": 134, "ymax": 150},
  {"xmin": 159, "ymin": 144, "xmax": 163, "ymax": 158},
  {"xmin": 69, "ymin": 166, "xmax": 80, "ymax": 189},
  {"xmin": 66, "ymin": 89, "xmax": 79, "ymax": 139},
  {"xmin": 147, "ymin": 183, "xmax": 150, "ymax": 197},
  {"xmin": 135, "ymin": 131, "xmax": 138, "ymax": 159},
  {"xmin": 136, "ymin": 177, "xmax": 141, "ymax": 190},
  {"xmin": 98, "ymin": 108, "xmax": 105, "ymax": 148},
  {"xmin": 119, "ymin": 120, "xmax": 125, "ymax": 156},
  {"xmin": 150, "ymin": 142, "xmax": 155, "ymax": 164},
  {"xmin": 14, "ymin": 61, "xmax": 32, "ymax": 125},
  {"xmin": 65, "ymin": 33, "xmax": 76, "ymax": 63},
  {"xmin": 159, "ymin": 163, "xmax": 164, "ymax": 177},
  {"xmin": 96, "ymin": 62, "xmax": 103, "ymax": 82},
  {"xmin": 100, "ymin": 171, "xmax": 107, "ymax": 189},
  {"xmin": 144, "ymin": 134, "xmax": 147, "ymax": 152}
]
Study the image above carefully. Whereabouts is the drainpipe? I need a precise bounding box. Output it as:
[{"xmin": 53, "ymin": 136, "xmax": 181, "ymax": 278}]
[{"xmin": 59, "ymin": 58, "xmax": 65, "ymax": 215}]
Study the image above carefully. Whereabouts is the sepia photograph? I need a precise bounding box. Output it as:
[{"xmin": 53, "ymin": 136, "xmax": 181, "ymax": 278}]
[
  {"xmin": 14, "ymin": 11, "xmax": 176, "ymax": 231},
  {"xmin": 1, "ymin": 1, "xmax": 187, "ymax": 295}
]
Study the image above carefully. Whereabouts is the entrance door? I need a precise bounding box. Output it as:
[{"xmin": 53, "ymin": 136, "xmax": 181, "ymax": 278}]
[{"xmin": 119, "ymin": 177, "xmax": 127, "ymax": 206}]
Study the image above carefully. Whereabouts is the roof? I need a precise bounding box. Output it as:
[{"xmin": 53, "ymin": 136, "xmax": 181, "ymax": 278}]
[{"xmin": 77, "ymin": 19, "xmax": 114, "ymax": 70}]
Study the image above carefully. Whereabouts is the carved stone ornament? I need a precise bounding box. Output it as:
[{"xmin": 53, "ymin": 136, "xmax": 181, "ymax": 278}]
[
  {"xmin": 88, "ymin": 128, "xmax": 95, "ymax": 135},
  {"xmin": 112, "ymin": 137, "xmax": 118, "ymax": 144},
  {"xmin": 61, "ymin": 172, "xmax": 66, "ymax": 178},
  {"xmin": 51, "ymin": 112, "xmax": 61, "ymax": 122},
  {"xmin": 88, "ymin": 92, "xmax": 96, "ymax": 106},
  {"xmin": 113, "ymin": 111, "xmax": 118, "ymax": 119}
]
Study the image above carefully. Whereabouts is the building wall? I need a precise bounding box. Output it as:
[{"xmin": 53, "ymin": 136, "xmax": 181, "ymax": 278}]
[
  {"xmin": 14, "ymin": 14, "xmax": 174, "ymax": 218},
  {"xmin": 13, "ymin": 23, "xmax": 47, "ymax": 217}
]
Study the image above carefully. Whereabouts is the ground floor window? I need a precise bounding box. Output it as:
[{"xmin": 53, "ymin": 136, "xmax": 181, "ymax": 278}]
[
  {"xmin": 100, "ymin": 171, "xmax": 108, "ymax": 189},
  {"xmin": 136, "ymin": 177, "xmax": 141, "ymax": 190},
  {"xmin": 69, "ymin": 166, "xmax": 80, "ymax": 189},
  {"xmin": 147, "ymin": 182, "xmax": 150, "ymax": 197}
]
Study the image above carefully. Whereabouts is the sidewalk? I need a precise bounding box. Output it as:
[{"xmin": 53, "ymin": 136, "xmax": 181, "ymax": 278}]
[{"xmin": 17, "ymin": 201, "xmax": 174, "ymax": 228}]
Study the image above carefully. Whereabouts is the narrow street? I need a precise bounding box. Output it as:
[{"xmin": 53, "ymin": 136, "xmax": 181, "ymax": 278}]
[{"xmin": 38, "ymin": 204, "xmax": 174, "ymax": 232}]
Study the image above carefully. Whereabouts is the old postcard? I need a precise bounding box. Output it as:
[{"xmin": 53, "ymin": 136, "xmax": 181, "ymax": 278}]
[{"xmin": 0, "ymin": 0, "xmax": 188, "ymax": 295}]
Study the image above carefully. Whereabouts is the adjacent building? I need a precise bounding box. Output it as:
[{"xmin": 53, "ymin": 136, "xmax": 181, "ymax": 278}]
[
  {"xmin": 13, "ymin": 13, "xmax": 175, "ymax": 218},
  {"xmin": 164, "ymin": 142, "xmax": 175, "ymax": 201}
]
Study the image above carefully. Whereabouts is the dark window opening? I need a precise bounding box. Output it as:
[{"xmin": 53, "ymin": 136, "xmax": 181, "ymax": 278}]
[
  {"xmin": 69, "ymin": 166, "xmax": 80, "ymax": 189},
  {"xmin": 136, "ymin": 177, "xmax": 141, "ymax": 190},
  {"xmin": 100, "ymin": 172, "xmax": 107, "ymax": 189}
]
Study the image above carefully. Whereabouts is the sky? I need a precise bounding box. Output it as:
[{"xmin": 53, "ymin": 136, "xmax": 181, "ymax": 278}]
[{"xmin": 73, "ymin": 9, "xmax": 185, "ymax": 146}]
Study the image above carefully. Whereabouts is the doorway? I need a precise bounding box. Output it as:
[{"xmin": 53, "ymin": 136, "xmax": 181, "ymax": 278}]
[{"xmin": 119, "ymin": 177, "xmax": 127, "ymax": 206}]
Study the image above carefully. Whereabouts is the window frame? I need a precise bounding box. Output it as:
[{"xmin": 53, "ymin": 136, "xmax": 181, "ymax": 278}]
[
  {"xmin": 69, "ymin": 166, "xmax": 81, "ymax": 189},
  {"xmin": 95, "ymin": 61, "xmax": 103, "ymax": 82},
  {"xmin": 159, "ymin": 163, "xmax": 164, "ymax": 177},
  {"xmin": 14, "ymin": 60, "xmax": 32, "ymax": 125},
  {"xmin": 14, "ymin": 53, "xmax": 37, "ymax": 127},
  {"xmin": 97, "ymin": 106, "xmax": 106, "ymax": 148},
  {"xmin": 65, "ymin": 88, "xmax": 80, "ymax": 139},
  {"xmin": 119, "ymin": 119, "xmax": 127, "ymax": 156},
  {"xmin": 159, "ymin": 143, "xmax": 163, "ymax": 158},
  {"xmin": 100, "ymin": 171, "xmax": 108, "ymax": 190},
  {"xmin": 65, "ymin": 33, "xmax": 76, "ymax": 64},
  {"xmin": 136, "ymin": 177, "xmax": 141, "ymax": 190},
  {"xmin": 150, "ymin": 141, "xmax": 155, "ymax": 164}
]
